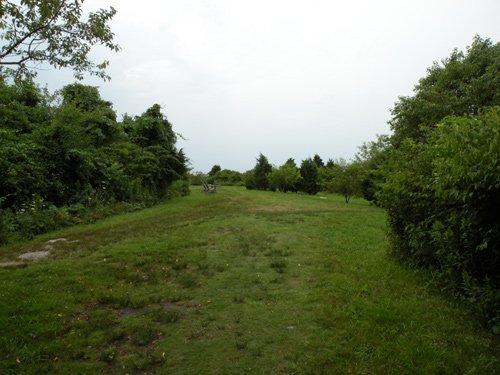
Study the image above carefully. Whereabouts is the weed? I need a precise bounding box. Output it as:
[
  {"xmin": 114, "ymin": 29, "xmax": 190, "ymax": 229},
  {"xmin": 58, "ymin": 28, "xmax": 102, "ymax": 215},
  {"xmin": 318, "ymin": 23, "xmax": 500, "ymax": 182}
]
[
  {"xmin": 124, "ymin": 320, "xmax": 157, "ymax": 346},
  {"xmin": 88, "ymin": 308, "xmax": 116, "ymax": 328},
  {"xmin": 99, "ymin": 347, "xmax": 116, "ymax": 363},
  {"xmin": 270, "ymin": 259, "xmax": 287, "ymax": 273},
  {"xmin": 233, "ymin": 295, "xmax": 245, "ymax": 303},
  {"xmin": 178, "ymin": 273, "xmax": 198, "ymax": 288},
  {"xmin": 122, "ymin": 352, "xmax": 160, "ymax": 372},
  {"xmin": 235, "ymin": 339, "xmax": 247, "ymax": 350},
  {"xmin": 149, "ymin": 307, "xmax": 180, "ymax": 324}
]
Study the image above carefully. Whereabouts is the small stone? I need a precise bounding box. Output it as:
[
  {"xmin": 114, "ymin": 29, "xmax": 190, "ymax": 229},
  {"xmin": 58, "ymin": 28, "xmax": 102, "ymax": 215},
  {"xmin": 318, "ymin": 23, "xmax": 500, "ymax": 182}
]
[
  {"xmin": 18, "ymin": 251, "xmax": 50, "ymax": 261},
  {"xmin": 47, "ymin": 238, "xmax": 67, "ymax": 244}
]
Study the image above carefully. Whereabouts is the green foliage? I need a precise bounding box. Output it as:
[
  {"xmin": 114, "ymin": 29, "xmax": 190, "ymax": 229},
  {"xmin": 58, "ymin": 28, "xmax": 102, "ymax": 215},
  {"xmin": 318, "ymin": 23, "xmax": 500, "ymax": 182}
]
[
  {"xmin": 390, "ymin": 36, "xmax": 499, "ymax": 146},
  {"xmin": 0, "ymin": 77, "xmax": 52, "ymax": 132},
  {"xmin": 268, "ymin": 163, "xmax": 301, "ymax": 193},
  {"xmin": 324, "ymin": 159, "xmax": 366, "ymax": 203},
  {"xmin": 243, "ymin": 169, "xmax": 256, "ymax": 190},
  {"xmin": 299, "ymin": 158, "xmax": 320, "ymax": 195},
  {"xmin": 0, "ymin": 80, "xmax": 189, "ymax": 243},
  {"xmin": 205, "ymin": 166, "xmax": 243, "ymax": 186},
  {"xmin": 253, "ymin": 153, "xmax": 272, "ymax": 190},
  {"xmin": 189, "ymin": 171, "xmax": 207, "ymax": 186},
  {"xmin": 131, "ymin": 104, "xmax": 177, "ymax": 148},
  {"xmin": 0, "ymin": 0, "xmax": 120, "ymax": 80},
  {"xmin": 207, "ymin": 165, "xmax": 221, "ymax": 177},
  {"xmin": 213, "ymin": 169, "xmax": 243, "ymax": 186},
  {"xmin": 355, "ymin": 135, "xmax": 391, "ymax": 203},
  {"xmin": 379, "ymin": 37, "xmax": 500, "ymax": 330},
  {"xmin": 380, "ymin": 107, "xmax": 500, "ymax": 329},
  {"xmin": 313, "ymin": 154, "xmax": 324, "ymax": 168}
]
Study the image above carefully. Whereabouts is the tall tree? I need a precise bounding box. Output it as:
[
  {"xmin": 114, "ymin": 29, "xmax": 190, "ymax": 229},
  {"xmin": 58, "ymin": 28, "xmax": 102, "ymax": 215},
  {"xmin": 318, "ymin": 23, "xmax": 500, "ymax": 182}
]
[
  {"xmin": 208, "ymin": 165, "xmax": 221, "ymax": 177},
  {"xmin": 0, "ymin": 0, "xmax": 120, "ymax": 80},
  {"xmin": 389, "ymin": 36, "xmax": 499, "ymax": 146},
  {"xmin": 313, "ymin": 154, "xmax": 324, "ymax": 168},
  {"xmin": 299, "ymin": 158, "xmax": 320, "ymax": 195},
  {"xmin": 285, "ymin": 158, "xmax": 297, "ymax": 168},
  {"xmin": 254, "ymin": 153, "xmax": 272, "ymax": 190}
]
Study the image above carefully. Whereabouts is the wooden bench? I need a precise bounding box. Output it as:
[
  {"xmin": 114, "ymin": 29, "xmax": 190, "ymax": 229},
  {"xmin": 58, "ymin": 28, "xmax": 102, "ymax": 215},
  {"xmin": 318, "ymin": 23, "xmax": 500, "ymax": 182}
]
[{"xmin": 202, "ymin": 180, "xmax": 217, "ymax": 193}]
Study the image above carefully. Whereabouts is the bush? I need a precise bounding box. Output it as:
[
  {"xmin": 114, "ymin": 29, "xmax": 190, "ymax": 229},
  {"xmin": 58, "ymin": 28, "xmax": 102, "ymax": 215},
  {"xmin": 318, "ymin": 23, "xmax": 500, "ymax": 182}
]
[
  {"xmin": 380, "ymin": 107, "xmax": 500, "ymax": 330},
  {"xmin": 167, "ymin": 178, "xmax": 191, "ymax": 198},
  {"xmin": 0, "ymin": 80, "xmax": 190, "ymax": 244}
]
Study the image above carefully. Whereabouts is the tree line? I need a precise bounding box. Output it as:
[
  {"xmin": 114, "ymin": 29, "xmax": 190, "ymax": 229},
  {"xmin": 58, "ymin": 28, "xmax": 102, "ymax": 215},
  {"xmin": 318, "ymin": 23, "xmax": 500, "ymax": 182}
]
[
  {"xmin": 0, "ymin": 80, "xmax": 189, "ymax": 243},
  {"xmin": 192, "ymin": 153, "xmax": 368, "ymax": 203}
]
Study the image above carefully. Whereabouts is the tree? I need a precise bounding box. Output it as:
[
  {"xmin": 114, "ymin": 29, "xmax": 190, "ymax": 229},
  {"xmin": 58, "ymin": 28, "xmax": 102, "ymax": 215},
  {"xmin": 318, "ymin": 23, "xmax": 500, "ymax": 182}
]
[
  {"xmin": 0, "ymin": 76, "xmax": 52, "ymax": 133},
  {"xmin": 268, "ymin": 163, "xmax": 301, "ymax": 193},
  {"xmin": 389, "ymin": 36, "xmax": 499, "ymax": 146},
  {"xmin": 208, "ymin": 165, "xmax": 221, "ymax": 177},
  {"xmin": 215, "ymin": 169, "xmax": 243, "ymax": 186},
  {"xmin": 0, "ymin": 0, "xmax": 120, "ymax": 80},
  {"xmin": 254, "ymin": 153, "xmax": 272, "ymax": 190},
  {"xmin": 61, "ymin": 83, "xmax": 119, "ymax": 146},
  {"xmin": 131, "ymin": 104, "xmax": 177, "ymax": 148},
  {"xmin": 189, "ymin": 171, "xmax": 206, "ymax": 186},
  {"xmin": 313, "ymin": 154, "xmax": 324, "ymax": 168},
  {"xmin": 325, "ymin": 159, "xmax": 366, "ymax": 203},
  {"xmin": 299, "ymin": 158, "xmax": 320, "ymax": 195},
  {"xmin": 378, "ymin": 37, "xmax": 500, "ymax": 328},
  {"xmin": 355, "ymin": 134, "xmax": 391, "ymax": 203},
  {"xmin": 0, "ymin": 79, "xmax": 189, "ymax": 243}
]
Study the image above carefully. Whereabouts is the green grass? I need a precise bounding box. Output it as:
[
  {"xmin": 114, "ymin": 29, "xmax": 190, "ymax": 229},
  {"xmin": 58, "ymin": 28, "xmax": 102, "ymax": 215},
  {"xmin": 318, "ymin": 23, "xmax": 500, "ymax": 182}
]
[{"xmin": 0, "ymin": 187, "xmax": 498, "ymax": 374}]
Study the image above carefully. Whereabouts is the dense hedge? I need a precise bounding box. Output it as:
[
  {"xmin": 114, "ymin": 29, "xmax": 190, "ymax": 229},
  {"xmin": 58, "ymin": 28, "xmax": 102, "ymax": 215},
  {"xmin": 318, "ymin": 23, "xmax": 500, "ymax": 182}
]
[
  {"xmin": 380, "ymin": 107, "xmax": 500, "ymax": 330},
  {"xmin": 0, "ymin": 79, "xmax": 189, "ymax": 244}
]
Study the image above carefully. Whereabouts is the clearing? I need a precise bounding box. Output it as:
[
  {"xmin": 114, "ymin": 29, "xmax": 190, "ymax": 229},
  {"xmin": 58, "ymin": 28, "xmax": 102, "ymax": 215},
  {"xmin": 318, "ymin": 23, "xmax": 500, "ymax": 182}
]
[{"xmin": 0, "ymin": 187, "xmax": 497, "ymax": 374}]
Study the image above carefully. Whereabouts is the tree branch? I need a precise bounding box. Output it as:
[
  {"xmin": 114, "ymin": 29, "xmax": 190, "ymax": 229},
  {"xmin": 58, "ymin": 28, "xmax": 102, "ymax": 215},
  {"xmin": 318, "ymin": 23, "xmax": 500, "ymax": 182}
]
[{"xmin": 0, "ymin": 0, "xmax": 65, "ymax": 60}]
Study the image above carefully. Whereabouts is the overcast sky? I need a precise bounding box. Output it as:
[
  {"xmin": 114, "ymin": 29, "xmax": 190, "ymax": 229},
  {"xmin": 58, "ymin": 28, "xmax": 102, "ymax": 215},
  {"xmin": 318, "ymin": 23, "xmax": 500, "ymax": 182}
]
[{"xmin": 37, "ymin": 0, "xmax": 500, "ymax": 172}]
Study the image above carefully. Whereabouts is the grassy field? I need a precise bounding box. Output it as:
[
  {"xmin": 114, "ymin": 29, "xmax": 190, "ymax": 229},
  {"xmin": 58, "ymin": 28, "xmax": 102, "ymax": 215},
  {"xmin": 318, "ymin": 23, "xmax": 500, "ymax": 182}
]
[{"xmin": 0, "ymin": 187, "xmax": 498, "ymax": 374}]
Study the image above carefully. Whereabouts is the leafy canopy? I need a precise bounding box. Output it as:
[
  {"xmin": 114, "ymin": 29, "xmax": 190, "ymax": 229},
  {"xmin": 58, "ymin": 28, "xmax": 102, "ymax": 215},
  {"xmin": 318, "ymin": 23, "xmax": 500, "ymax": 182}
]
[
  {"xmin": 268, "ymin": 163, "xmax": 301, "ymax": 193},
  {"xmin": 0, "ymin": 0, "xmax": 120, "ymax": 80},
  {"xmin": 389, "ymin": 36, "xmax": 499, "ymax": 146}
]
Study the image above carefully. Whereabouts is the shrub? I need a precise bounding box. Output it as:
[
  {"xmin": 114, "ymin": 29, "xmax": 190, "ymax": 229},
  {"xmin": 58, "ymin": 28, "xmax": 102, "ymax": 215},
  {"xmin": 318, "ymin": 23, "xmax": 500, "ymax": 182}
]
[
  {"xmin": 0, "ymin": 80, "xmax": 189, "ymax": 244},
  {"xmin": 380, "ymin": 107, "xmax": 500, "ymax": 330}
]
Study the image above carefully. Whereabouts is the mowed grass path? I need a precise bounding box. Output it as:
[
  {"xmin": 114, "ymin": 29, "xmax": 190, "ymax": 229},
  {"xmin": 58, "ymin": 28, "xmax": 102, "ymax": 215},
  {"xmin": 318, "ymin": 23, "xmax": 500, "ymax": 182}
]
[{"xmin": 0, "ymin": 187, "xmax": 497, "ymax": 374}]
